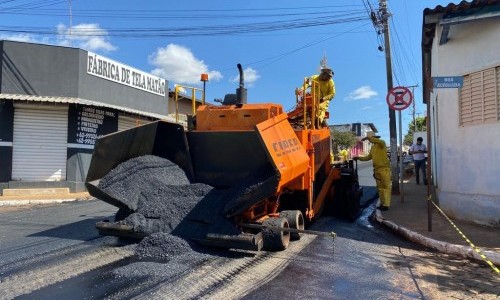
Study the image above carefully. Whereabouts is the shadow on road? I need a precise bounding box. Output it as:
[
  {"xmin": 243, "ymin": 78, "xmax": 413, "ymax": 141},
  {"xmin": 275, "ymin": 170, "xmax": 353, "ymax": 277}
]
[{"xmin": 28, "ymin": 216, "xmax": 114, "ymax": 241}]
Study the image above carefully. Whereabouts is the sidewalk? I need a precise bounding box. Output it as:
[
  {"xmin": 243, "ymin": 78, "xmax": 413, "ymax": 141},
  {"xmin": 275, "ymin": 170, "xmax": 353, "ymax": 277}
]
[
  {"xmin": 372, "ymin": 178, "xmax": 500, "ymax": 267},
  {"xmin": 0, "ymin": 192, "xmax": 91, "ymax": 206}
]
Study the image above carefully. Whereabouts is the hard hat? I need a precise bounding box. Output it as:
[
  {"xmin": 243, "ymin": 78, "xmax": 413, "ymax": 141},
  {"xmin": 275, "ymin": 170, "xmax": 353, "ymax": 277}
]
[
  {"xmin": 320, "ymin": 54, "xmax": 333, "ymax": 76},
  {"xmin": 366, "ymin": 131, "xmax": 381, "ymax": 138},
  {"xmin": 321, "ymin": 67, "xmax": 333, "ymax": 77}
]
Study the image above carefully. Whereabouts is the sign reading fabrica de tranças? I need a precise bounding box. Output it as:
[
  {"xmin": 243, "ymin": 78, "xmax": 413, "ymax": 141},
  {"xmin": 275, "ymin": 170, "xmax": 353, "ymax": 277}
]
[{"xmin": 87, "ymin": 52, "xmax": 166, "ymax": 96}]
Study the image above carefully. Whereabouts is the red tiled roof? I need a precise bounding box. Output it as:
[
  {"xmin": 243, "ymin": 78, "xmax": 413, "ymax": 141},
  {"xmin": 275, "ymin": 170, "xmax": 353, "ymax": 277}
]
[{"xmin": 424, "ymin": 0, "xmax": 499, "ymax": 16}]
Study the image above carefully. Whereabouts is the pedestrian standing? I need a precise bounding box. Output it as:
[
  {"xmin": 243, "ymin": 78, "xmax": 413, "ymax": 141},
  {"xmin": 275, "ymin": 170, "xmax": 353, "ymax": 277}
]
[
  {"xmin": 353, "ymin": 132, "xmax": 391, "ymax": 211},
  {"xmin": 409, "ymin": 137, "xmax": 428, "ymax": 185}
]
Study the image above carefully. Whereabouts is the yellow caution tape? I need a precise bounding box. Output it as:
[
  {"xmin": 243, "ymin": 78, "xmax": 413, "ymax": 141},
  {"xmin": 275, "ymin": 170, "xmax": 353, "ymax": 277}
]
[{"xmin": 428, "ymin": 195, "xmax": 500, "ymax": 274}]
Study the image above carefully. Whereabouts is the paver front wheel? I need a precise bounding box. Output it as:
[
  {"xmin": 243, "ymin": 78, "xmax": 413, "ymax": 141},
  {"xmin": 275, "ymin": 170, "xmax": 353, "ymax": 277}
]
[
  {"xmin": 262, "ymin": 217, "xmax": 290, "ymax": 251},
  {"xmin": 279, "ymin": 210, "xmax": 304, "ymax": 240}
]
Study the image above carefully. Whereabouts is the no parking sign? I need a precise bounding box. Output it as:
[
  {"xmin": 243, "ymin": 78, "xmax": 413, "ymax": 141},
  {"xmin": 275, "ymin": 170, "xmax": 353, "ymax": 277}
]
[
  {"xmin": 386, "ymin": 86, "xmax": 413, "ymax": 111},
  {"xmin": 386, "ymin": 86, "xmax": 413, "ymax": 201}
]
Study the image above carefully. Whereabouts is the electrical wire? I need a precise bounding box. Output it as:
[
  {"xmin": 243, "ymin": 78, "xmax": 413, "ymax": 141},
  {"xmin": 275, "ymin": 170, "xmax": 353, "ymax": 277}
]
[
  {"xmin": 0, "ymin": 1, "xmax": 368, "ymax": 38},
  {"xmin": 243, "ymin": 22, "xmax": 372, "ymax": 71},
  {"xmin": 0, "ymin": 3, "xmax": 365, "ymax": 13},
  {"xmin": 391, "ymin": 21, "xmax": 420, "ymax": 85},
  {"xmin": 0, "ymin": 8, "xmax": 368, "ymax": 20},
  {"xmin": 161, "ymin": 21, "xmax": 372, "ymax": 82},
  {"xmin": 0, "ymin": 0, "xmax": 67, "ymax": 10},
  {"xmin": 0, "ymin": 14, "xmax": 368, "ymax": 38},
  {"xmin": 0, "ymin": 1, "xmax": 372, "ymax": 80}
]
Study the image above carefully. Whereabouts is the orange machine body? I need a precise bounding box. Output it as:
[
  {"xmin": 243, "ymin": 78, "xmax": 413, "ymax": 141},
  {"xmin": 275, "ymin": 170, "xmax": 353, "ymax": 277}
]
[
  {"xmin": 193, "ymin": 100, "xmax": 339, "ymax": 222},
  {"xmin": 196, "ymin": 104, "xmax": 283, "ymax": 131},
  {"xmin": 86, "ymin": 71, "xmax": 357, "ymax": 250}
]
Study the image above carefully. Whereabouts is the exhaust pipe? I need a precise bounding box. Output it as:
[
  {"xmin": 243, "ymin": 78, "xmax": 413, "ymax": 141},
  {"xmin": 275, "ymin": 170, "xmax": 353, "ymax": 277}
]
[
  {"xmin": 221, "ymin": 63, "xmax": 248, "ymax": 105},
  {"xmin": 236, "ymin": 63, "xmax": 247, "ymax": 104}
]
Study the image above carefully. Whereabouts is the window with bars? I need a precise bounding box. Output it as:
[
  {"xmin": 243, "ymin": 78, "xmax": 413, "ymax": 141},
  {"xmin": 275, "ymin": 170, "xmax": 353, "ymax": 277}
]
[{"xmin": 459, "ymin": 66, "xmax": 500, "ymax": 126}]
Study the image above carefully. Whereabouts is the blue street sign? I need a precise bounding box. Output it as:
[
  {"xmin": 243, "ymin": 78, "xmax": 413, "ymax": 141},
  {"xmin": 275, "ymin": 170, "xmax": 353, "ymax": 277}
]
[{"xmin": 432, "ymin": 76, "xmax": 463, "ymax": 88}]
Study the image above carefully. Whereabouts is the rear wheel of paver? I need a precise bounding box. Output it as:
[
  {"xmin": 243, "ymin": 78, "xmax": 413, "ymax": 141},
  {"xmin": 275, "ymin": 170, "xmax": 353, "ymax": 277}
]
[
  {"xmin": 345, "ymin": 182, "xmax": 361, "ymax": 221},
  {"xmin": 262, "ymin": 217, "xmax": 290, "ymax": 251},
  {"xmin": 279, "ymin": 210, "xmax": 304, "ymax": 240}
]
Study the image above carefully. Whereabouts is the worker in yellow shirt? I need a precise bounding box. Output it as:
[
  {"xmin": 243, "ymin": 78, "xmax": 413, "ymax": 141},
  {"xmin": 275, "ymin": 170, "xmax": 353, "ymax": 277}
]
[
  {"xmin": 297, "ymin": 56, "xmax": 336, "ymax": 127},
  {"xmin": 307, "ymin": 67, "xmax": 335, "ymax": 127},
  {"xmin": 340, "ymin": 148, "xmax": 349, "ymax": 162},
  {"xmin": 353, "ymin": 132, "xmax": 391, "ymax": 211}
]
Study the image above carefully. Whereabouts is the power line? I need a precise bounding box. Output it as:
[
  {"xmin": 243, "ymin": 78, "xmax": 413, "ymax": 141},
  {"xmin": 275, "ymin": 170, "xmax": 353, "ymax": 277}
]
[
  {"xmin": 0, "ymin": 1, "xmax": 373, "ymax": 82},
  {"xmin": 166, "ymin": 21, "xmax": 371, "ymax": 80},
  {"xmin": 0, "ymin": 0, "xmax": 67, "ymax": 10},
  {"xmin": 0, "ymin": 14, "xmax": 368, "ymax": 38},
  {"xmin": 1, "ymin": 9, "xmax": 368, "ymax": 19},
  {"xmin": 390, "ymin": 21, "xmax": 419, "ymax": 85},
  {"xmin": 242, "ymin": 22, "xmax": 371, "ymax": 70},
  {"xmin": 0, "ymin": 4, "xmax": 365, "ymax": 13},
  {"xmin": 0, "ymin": 1, "xmax": 369, "ymax": 38}
]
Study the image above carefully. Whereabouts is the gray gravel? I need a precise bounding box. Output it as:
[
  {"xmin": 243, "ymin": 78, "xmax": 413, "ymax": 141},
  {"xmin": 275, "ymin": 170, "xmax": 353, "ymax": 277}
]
[
  {"xmin": 97, "ymin": 155, "xmax": 240, "ymax": 256},
  {"xmin": 135, "ymin": 233, "xmax": 194, "ymax": 259},
  {"xmin": 117, "ymin": 183, "xmax": 217, "ymax": 235},
  {"xmin": 112, "ymin": 261, "xmax": 192, "ymax": 279},
  {"xmin": 98, "ymin": 155, "xmax": 190, "ymax": 211},
  {"xmin": 111, "ymin": 250, "xmax": 211, "ymax": 280}
]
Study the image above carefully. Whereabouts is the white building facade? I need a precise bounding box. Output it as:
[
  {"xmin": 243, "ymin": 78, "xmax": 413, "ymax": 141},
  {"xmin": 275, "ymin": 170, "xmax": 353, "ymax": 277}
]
[{"xmin": 422, "ymin": 1, "xmax": 500, "ymax": 227}]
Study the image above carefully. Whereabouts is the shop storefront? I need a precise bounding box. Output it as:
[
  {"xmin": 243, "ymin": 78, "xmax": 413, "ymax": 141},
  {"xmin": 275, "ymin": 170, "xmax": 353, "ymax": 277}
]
[{"xmin": 0, "ymin": 40, "xmax": 176, "ymax": 194}]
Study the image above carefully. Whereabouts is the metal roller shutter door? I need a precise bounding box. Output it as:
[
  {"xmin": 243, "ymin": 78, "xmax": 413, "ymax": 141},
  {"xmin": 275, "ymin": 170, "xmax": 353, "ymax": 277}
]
[
  {"xmin": 12, "ymin": 104, "xmax": 68, "ymax": 181},
  {"xmin": 118, "ymin": 115, "xmax": 149, "ymax": 131}
]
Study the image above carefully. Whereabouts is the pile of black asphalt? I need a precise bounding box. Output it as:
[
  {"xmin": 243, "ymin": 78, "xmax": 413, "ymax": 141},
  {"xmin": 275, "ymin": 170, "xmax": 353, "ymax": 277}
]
[
  {"xmin": 97, "ymin": 155, "xmax": 191, "ymax": 211},
  {"xmin": 97, "ymin": 155, "xmax": 241, "ymax": 257},
  {"xmin": 135, "ymin": 233, "xmax": 195, "ymax": 259}
]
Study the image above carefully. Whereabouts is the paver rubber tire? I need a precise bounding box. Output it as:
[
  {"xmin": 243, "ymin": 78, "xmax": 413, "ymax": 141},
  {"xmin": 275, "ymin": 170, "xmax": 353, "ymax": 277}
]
[
  {"xmin": 279, "ymin": 210, "xmax": 304, "ymax": 240},
  {"xmin": 262, "ymin": 217, "xmax": 290, "ymax": 251},
  {"xmin": 346, "ymin": 182, "xmax": 361, "ymax": 221}
]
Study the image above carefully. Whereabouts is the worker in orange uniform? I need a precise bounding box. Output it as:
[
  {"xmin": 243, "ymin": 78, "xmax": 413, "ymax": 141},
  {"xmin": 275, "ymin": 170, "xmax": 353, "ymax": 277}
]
[{"xmin": 353, "ymin": 131, "xmax": 391, "ymax": 211}]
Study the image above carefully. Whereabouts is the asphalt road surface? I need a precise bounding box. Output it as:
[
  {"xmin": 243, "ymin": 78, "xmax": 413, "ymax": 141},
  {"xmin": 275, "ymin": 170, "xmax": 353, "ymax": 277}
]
[{"xmin": 0, "ymin": 161, "xmax": 498, "ymax": 299}]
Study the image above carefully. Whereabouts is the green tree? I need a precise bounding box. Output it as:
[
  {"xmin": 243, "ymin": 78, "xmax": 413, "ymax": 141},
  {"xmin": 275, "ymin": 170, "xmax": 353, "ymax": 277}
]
[
  {"xmin": 332, "ymin": 129, "xmax": 357, "ymax": 154},
  {"xmin": 403, "ymin": 116, "xmax": 426, "ymax": 145}
]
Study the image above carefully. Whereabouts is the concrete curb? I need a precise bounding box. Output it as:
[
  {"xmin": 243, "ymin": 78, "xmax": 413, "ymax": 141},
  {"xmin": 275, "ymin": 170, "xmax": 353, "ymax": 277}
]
[
  {"xmin": 0, "ymin": 198, "xmax": 90, "ymax": 206},
  {"xmin": 372, "ymin": 210, "xmax": 500, "ymax": 267}
]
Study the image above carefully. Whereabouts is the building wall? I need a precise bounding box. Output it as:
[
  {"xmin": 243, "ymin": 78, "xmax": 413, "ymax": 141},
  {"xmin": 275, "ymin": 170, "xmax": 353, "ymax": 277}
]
[
  {"xmin": 329, "ymin": 123, "xmax": 376, "ymax": 156},
  {"xmin": 1, "ymin": 41, "xmax": 79, "ymax": 96},
  {"xmin": 430, "ymin": 19, "xmax": 500, "ymax": 226},
  {"xmin": 66, "ymin": 104, "xmax": 119, "ymax": 191},
  {"xmin": 0, "ymin": 41, "xmax": 169, "ymax": 194},
  {"xmin": 0, "ymin": 101, "xmax": 13, "ymax": 186},
  {"xmin": 168, "ymin": 98, "xmax": 200, "ymax": 115},
  {"xmin": 78, "ymin": 51, "xmax": 168, "ymax": 115},
  {"xmin": 0, "ymin": 41, "xmax": 168, "ymax": 115}
]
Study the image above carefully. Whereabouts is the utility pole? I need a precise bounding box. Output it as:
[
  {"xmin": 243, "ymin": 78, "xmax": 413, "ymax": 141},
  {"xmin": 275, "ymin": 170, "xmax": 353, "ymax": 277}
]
[
  {"xmin": 408, "ymin": 84, "xmax": 418, "ymax": 132},
  {"xmin": 416, "ymin": 112, "xmax": 422, "ymax": 130},
  {"xmin": 378, "ymin": 0, "xmax": 399, "ymax": 193},
  {"xmin": 412, "ymin": 102, "xmax": 416, "ymax": 131}
]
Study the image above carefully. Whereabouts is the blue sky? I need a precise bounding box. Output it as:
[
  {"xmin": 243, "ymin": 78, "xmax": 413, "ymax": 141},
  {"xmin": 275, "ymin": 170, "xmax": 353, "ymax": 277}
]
[{"xmin": 0, "ymin": 0, "xmax": 450, "ymax": 141}]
